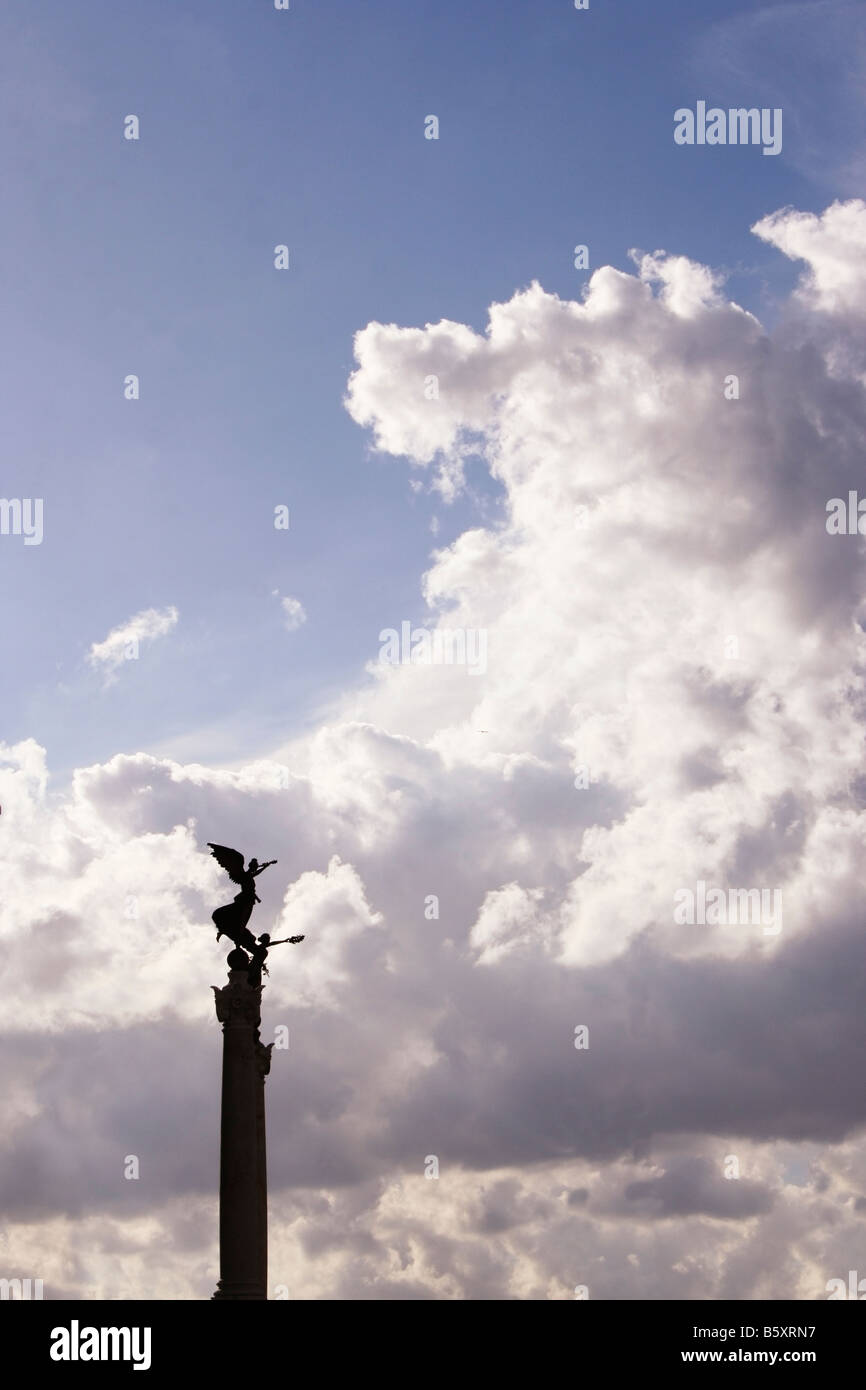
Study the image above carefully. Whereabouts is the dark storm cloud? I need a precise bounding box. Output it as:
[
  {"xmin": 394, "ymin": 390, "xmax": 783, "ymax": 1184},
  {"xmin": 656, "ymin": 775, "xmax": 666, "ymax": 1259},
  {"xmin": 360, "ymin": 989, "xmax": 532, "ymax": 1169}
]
[
  {"xmin": 624, "ymin": 1157, "xmax": 773, "ymax": 1219},
  {"xmin": 2, "ymin": 907, "xmax": 864, "ymax": 1229}
]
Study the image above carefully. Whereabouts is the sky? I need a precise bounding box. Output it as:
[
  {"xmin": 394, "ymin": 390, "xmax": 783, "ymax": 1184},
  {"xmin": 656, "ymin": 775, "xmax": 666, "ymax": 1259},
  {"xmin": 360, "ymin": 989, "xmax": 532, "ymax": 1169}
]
[{"xmin": 2, "ymin": 0, "xmax": 866, "ymax": 1300}]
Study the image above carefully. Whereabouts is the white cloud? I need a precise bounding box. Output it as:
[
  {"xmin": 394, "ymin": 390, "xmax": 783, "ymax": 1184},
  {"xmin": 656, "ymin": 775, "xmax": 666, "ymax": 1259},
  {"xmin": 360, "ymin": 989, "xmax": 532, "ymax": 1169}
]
[
  {"xmin": 754, "ymin": 199, "xmax": 866, "ymax": 315},
  {"xmin": 87, "ymin": 606, "xmax": 178, "ymax": 681},
  {"xmin": 469, "ymin": 882, "xmax": 547, "ymax": 965},
  {"xmin": 279, "ymin": 594, "xmax": 307, "ymax": 631}
]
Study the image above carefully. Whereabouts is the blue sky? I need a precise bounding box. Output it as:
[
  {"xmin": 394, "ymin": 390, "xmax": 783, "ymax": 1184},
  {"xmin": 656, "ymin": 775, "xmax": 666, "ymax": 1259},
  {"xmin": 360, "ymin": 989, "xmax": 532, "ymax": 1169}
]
[{"xmin": 0, "ymin": 0, "xmax": 845, "ymax": 778}]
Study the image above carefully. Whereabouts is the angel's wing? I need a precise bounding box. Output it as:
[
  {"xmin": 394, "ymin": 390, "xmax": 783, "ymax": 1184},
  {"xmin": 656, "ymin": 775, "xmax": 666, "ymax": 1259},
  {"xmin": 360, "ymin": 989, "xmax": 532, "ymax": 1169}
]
[{"xmin": 207, "ymin": 843, "xmax": 247, "ymax": 886}]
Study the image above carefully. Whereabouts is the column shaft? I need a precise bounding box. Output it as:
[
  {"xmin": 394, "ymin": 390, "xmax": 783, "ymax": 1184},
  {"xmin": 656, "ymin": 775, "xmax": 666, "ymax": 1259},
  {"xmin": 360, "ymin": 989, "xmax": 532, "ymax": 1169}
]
[{"xmin": 212, "ymin": 969, "xmax": 267, "ymax": 1300}]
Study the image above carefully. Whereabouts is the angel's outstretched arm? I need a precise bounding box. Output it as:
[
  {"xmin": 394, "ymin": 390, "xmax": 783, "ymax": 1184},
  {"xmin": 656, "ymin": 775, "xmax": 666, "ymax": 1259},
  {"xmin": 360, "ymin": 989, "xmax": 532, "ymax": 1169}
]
[{"xmin": 252, "ymin": 859, "xmax": 278, "ymax": 877}]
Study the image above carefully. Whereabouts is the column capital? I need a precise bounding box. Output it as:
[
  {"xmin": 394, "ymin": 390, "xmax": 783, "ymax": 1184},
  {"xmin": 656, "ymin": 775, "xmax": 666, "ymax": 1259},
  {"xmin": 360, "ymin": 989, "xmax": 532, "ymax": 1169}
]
[{"xmin": 212, "ymin": 969, "xmax": 261, "ymax": 1028}]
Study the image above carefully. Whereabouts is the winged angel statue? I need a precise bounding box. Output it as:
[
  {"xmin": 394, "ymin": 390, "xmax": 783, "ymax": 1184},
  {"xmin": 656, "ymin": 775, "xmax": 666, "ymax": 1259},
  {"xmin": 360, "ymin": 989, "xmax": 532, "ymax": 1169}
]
[{"xmin": 207, "ymin": 843, "xmax": 304, "ymax": 978}]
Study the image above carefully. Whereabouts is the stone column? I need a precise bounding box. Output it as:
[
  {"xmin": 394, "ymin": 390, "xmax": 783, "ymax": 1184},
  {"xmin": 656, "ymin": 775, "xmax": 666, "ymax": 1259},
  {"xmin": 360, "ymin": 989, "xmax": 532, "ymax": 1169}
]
[{"xmin": 212, "ymin": 953, "xmax": 270, "ymax": 1300}]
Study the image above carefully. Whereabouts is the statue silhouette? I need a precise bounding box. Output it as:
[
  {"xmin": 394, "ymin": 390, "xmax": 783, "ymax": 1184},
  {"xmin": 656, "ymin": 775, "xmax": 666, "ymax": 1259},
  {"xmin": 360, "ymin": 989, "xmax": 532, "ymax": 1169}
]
[
  {"xmin": 246, "ymin": 932, "xmax": 305, "ymax": 987},
  {"xmin": 208, "ymin": 843, "xmax": 277, "ymax": 952}
]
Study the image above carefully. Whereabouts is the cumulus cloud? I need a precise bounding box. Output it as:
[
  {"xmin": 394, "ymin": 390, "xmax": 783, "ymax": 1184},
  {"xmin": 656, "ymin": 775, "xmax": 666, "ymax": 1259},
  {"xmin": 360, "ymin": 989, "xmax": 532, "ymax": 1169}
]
[
  {"xmin": 754, "ymin": 200, "xmax": 866, "ymax": 316},
  {"xmin": 5, "ymin": 200, "xmax": 866, "ymax": 1298},
  {"xmin": 87, "ymin": 606, "xmax": 179, "ymax": 682}
]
